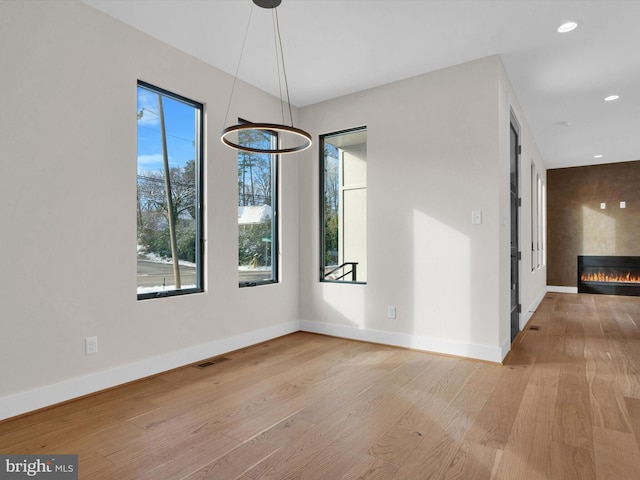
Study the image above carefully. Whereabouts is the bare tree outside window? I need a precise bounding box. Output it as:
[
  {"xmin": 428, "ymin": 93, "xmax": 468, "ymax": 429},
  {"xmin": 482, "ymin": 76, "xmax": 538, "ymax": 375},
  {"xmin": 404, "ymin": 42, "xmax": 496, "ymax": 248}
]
[
  {"xmin": 237, "ymin": 124, "xmax": 278, "ymax": 286},
  {"xmin": 136, "ymin": 82, "xmax": 203, "ymax": 299}
]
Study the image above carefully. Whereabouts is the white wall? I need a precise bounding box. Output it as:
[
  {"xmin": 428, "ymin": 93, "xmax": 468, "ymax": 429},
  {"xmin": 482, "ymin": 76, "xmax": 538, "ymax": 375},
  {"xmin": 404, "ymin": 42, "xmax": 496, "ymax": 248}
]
[
  {"xmin": 298, "ymin": 56, "xmax": 547, "ymax": 361},
  {"xmin": 0, "ymin": 1, "xmax": 301, "ymax": 419}
]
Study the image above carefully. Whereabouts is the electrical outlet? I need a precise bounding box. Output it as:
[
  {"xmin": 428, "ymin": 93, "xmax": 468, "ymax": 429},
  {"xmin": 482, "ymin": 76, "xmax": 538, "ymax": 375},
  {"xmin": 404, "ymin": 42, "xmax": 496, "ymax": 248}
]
[
  {"xmin": 387, "ymin": 306, "xmax": 397, "ymax": 319},
  {"xmin": 86, "ymin": 336, "xmax": 98, "ymax": 355}
]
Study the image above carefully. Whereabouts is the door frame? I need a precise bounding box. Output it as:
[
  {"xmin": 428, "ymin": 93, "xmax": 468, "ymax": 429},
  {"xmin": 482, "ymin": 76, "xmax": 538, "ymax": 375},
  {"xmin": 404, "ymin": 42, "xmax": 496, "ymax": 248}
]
[{"xmin": 509, "ymin": 109, "xmax": 521, "ymax": 343}]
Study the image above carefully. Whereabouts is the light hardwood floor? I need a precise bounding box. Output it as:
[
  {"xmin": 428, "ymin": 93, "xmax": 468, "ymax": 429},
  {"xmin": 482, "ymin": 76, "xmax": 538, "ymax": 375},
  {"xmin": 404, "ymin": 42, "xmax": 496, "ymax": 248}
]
[{"xmin": 2, "ymin": 293, "xmax": 640, "ymax": 479}]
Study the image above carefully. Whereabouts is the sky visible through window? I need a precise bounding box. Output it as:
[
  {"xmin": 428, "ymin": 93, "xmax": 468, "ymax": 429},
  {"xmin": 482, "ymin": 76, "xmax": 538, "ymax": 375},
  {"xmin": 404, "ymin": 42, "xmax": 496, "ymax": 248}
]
[{"xmin": 137, "ymin": 87, "xmax": 196, "ymax": 177}]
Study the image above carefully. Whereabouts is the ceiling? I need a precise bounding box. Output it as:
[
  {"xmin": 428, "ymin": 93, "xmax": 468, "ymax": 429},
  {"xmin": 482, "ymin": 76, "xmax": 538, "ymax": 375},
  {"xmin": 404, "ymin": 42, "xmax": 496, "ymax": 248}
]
[{"xmin": 83, "ymin": 0, "xmax": 640, "ymax": 169}]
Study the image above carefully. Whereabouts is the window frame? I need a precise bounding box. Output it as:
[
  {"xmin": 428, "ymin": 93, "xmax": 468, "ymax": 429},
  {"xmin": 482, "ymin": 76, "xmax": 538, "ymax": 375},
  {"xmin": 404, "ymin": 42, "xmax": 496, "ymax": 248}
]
[
  {"xmin": 136, "ymin": 80, "xmax": 204, "ymax": 300},
  {"xmin": 531, "ymin": 162, "xmax": 538, "ymax": 272},
  {"xmin": 530, "ymin": 160, "xmax": 546, "ymax": 272},
  {"xmin": 539, "ymin": 175, "xmax": 546, "ymax": 268},
  {"xmin": 237, "ymin": 119, "xmax": 279, "ymax": 288},
  {"xmin": 319, "ymin": 126, "xmax": 367, "ymax": 285}
]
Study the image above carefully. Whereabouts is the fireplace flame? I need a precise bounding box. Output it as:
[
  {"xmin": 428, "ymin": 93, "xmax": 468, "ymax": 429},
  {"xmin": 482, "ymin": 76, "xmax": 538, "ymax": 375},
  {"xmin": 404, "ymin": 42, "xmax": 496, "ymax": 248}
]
[{"xmin": 581, "ymin": 271, "xmax": 640, "ymax": 284}]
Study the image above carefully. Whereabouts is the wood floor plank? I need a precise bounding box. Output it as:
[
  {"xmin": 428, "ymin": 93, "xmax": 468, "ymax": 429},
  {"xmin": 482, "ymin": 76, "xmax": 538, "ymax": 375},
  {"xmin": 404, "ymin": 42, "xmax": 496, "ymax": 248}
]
[
  {"xmin": 442, "ymin": 441, "xmax": 499, "ymax": 480},
  {"xmin": 463, "ymin": 364, "xmax": 533, "ymax": 450},
  {"xmin": 129, "ymin": 336, "xmax": 348, "ymax": 429},
  {"xmin": 593, "ymin": 426, "xmax": 640, "ymax": 480},
  {"xmin": 339, "ymin": 454, "xmax": 398, "ymax": 480},
  {"xmin": 262, "ymin": 350, "xmax": 436, "ymax": 478},
  {"xmin": 75, "ymin": 452, "xmax": 116, "ymax": 480},
  {"xmin": 546, "ymin": 442, "xmax": 596, "ymax": 480},
  {"xmin": 620, "ymin": 341, "xmax": 640, "ymax": 399},
  {"xmin": 245, "ymin": 349, "xmax": 438, "ymax": 479},
  {"xmin": 625, "ymin": 396, "xmax": 640, "ymax": 445},
  {"xmin": 392, "ymin": 378, "xmax": 492, "ymax": 479},
  {"xmin": 278, "ymin": 445, "xmax": 361, "ymax": 480},
  {"xmin": 242, "ymin": 367, "xmax": 395, "ymax": 479},
  {"xmin": 185, "ymin": 415, "xmax": 313, "ymax": 480},
  {"xmin": 585, "ymin": 349, "xmax": 632, "ymax": 433},
  {"xmin": 491, "ymin": 363, "xmax": 559, "ymax": 480},
  {"xmin": 222, "ymin": 345, "xmax": 402, "ymax": 442},
  {"xmin": 127, "ymin": 339, "xmax": 378, "ymax": 450},
  {"xmin": 546, "ymin": 374, "xmax": 595, "ymax": 480},
  {"xmin": 563, "ymin": 321, "xmax": 586, "ymax": 362},
  {"xmin": 108, "ymin": 432, "xmax": 240, "ymax": 480},
  {"xmin": 367, "ymin": 357, "xmax": 479, "ymax": 466},
  {"xmin": 554, "ymin": 362, "xmax": 593, "ymax": 449}
]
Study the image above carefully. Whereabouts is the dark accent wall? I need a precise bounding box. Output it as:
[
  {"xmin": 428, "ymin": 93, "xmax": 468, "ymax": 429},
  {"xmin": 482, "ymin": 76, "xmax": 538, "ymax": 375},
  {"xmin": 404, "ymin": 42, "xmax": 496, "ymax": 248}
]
[{"xmin": 547, "ymin": 161, "xmax": 640, "ymax": 286}]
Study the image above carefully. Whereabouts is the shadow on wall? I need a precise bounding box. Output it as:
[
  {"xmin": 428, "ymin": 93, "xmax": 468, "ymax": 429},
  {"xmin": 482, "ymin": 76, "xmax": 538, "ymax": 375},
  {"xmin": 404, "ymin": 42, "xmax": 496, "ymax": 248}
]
[{"xmin": 321, "ymin": 283, "xmax": 366, "ymax": 328}]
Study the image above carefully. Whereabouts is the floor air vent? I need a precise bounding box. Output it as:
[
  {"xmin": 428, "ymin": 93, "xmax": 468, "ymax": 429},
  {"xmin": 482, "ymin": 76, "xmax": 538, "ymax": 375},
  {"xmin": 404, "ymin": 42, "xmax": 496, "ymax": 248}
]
[
  {"xmin": 529, "ymin": 325, "xmax": 540, "ymax": 331},
  {"xmin": 195, "ymin": 357, "xmax": 230, "ymax": 369}
]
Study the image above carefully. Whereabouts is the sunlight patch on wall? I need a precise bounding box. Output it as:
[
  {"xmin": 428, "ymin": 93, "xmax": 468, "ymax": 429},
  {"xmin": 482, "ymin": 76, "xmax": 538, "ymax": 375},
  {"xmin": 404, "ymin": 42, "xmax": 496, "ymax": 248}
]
[{"xmin": 413, "ymin": 209, "xmax": 471, "ymax": 340}]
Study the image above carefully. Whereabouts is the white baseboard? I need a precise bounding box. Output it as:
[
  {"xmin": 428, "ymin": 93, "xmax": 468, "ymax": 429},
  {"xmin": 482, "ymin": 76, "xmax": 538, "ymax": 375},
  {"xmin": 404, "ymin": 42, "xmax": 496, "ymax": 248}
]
[
  {"xmin": 499, "ymin": 338, "xmax": 512, "ymax": 362},
  {"xmin": 2, "ymin": 316, "xmax": 518, "ymax": 420},
  {"xmin": 521, "ymin": 288, "xmax": 548, "ymax": 329},
  {"xmin": 300, "ymin": 320, "xmax": 504, "ymax": 363},
  {"xmin": 547, "ymin": 285, "xmax": 578, "ymax": 294},
  {"xmin": 0, "ymin": 321, "xmax": 300, "ymax": 421}
]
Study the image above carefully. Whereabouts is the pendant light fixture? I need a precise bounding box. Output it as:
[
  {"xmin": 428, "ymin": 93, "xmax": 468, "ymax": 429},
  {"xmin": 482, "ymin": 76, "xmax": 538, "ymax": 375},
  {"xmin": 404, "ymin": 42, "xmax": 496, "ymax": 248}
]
[{"xmin": 221, "ymin": 0, "xmax": 312, "ymax": 154}]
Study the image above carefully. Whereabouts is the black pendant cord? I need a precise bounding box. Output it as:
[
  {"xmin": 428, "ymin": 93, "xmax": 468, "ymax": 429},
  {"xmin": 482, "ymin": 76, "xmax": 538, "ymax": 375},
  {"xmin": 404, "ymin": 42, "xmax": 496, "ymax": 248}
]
[
  {"xmin": 273, "ymin": 8, "xmax": 294, "ymax": 128},
  {"xmin": 273, "ymin": 10, "xmax": 286, "ymax": 128},
  {"xmin": 224, "ymin": 3, "xmax": 255, "ymax": 129}
]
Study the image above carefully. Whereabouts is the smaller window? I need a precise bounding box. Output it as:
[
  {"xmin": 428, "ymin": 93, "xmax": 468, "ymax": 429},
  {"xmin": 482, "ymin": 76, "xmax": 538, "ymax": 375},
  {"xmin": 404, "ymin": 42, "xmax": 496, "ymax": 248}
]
[
  {"xmin": 320, "ymin": 127, "xmax": 367, "ymax": 283},
  {"xmin": 531, "ymin": 162, "xmax": 538, "ymax": 271},
  {"xmin": 538, "ymin": 176, "xmax": 546, "ymax": 267},
  {"xmin": 237, "ymin": 121, "xmax": 279, "ymax": 286},
  {"xmin": 530, "ymin": 162, "xmax": 545, "ymax": 271}
]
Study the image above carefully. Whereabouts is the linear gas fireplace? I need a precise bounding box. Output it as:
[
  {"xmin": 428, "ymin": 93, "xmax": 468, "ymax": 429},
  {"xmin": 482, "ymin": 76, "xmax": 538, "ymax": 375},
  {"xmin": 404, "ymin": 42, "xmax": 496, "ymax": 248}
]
[{"xmin": 578, "ymin": 255, "xmax": 640, "ymax": 296}]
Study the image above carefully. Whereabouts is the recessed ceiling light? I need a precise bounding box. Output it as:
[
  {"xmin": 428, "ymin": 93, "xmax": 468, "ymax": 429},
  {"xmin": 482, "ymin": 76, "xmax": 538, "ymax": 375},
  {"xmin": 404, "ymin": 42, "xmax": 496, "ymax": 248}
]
[
  {"xmin": 593, "ymin": 154, "xmax": 603, "ymax": 159},
  {"xmin": 604, "ymin": 95, "xmax": 620, "ymax": 102},
  {"xmin": 557, "ymin": 21, "xmax": 579, "ymax": 33}
]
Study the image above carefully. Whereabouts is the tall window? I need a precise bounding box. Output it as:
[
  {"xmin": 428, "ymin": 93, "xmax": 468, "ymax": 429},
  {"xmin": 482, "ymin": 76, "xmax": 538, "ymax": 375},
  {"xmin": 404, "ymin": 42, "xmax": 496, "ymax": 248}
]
[
  {"xmin": 237, "ymin": 122, "xmax": 278, "ymax": 286},
  {"xmin": 539, "ymin": 176, "xmax": 546, "ymax": 267},
  {"xmin": 136, "ymin": 81, "xmax": 203, "ymax": 299},
  {"xmin": 320, "ymin": 127, "xmax": 367, "ymax": 283},
  {"xmin": 531, "ymin": 162, "xmax": 546, "ymax": 271},
  {"xmin": 531, "ymin": 162, "xmax": 538, "ymax": 271}
]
